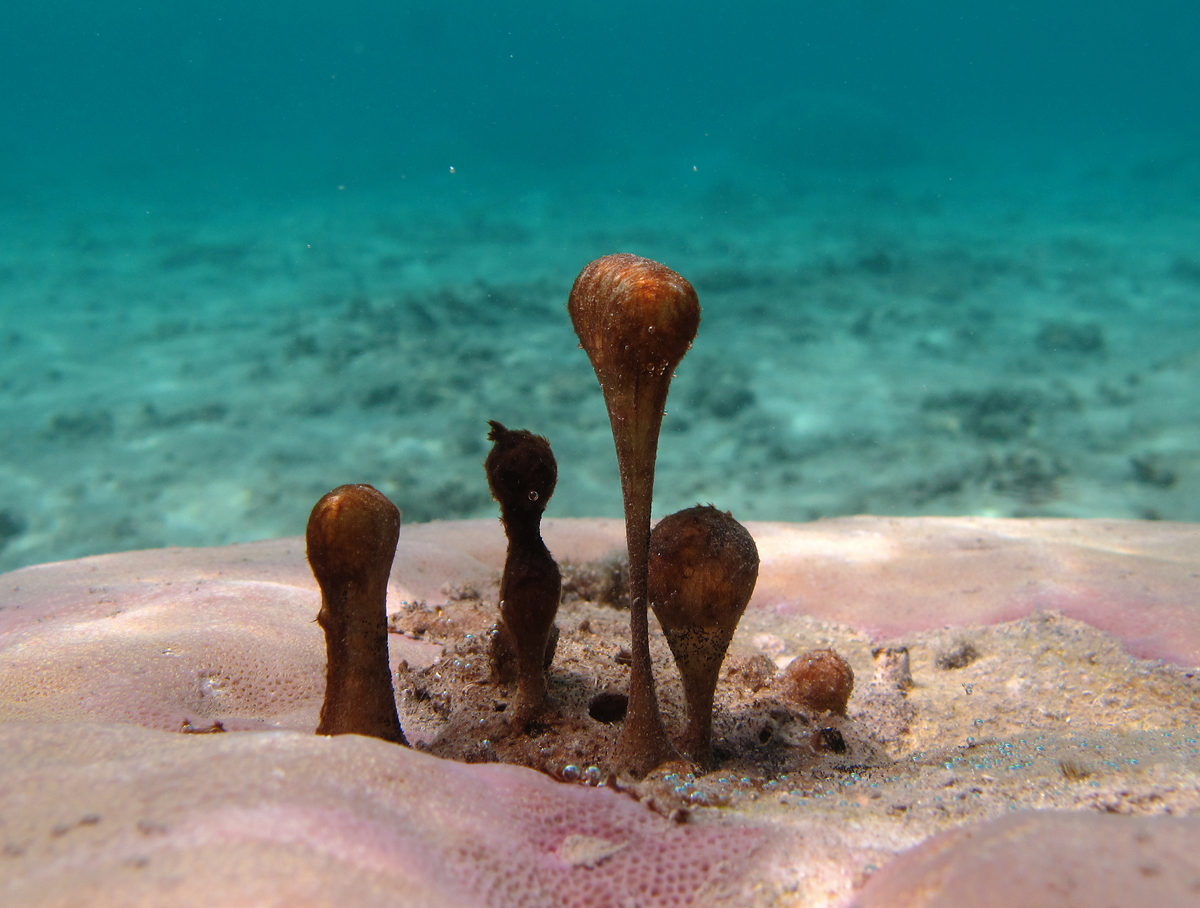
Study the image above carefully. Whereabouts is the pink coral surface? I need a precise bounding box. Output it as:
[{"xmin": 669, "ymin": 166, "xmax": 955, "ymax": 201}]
[
  {"xmin": 1, "ymin": 722, "xmax": 767, "ymax": 907},
  {"xmin": 850, "ymin": 811, "xmax": 1200, "ymax": 907}
]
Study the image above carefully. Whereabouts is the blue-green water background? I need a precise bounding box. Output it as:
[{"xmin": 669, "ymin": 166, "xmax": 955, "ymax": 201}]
[
  {"xmin": 1, "ymin": 2, "xmax": 1198, "ymax": 570},
  {"xmin": 6, "ymin": 2, "xmax": 1198, "ymax": 189}
]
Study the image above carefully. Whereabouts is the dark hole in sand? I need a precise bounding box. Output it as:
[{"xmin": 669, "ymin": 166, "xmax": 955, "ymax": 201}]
[
  {"xmin": 588, "ymin": 691, "xmax": 628, "ymax": 724},
  {"xmin": 816, "ymin": 727, "xmax": 848, "ymax": 754},
  {"xmin": 936, "ymin": 642, "xmax": 980, "ymax": 670}
]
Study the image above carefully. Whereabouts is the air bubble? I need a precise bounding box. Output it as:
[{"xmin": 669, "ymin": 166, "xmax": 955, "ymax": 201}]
[
  {"xmin": 561, "ymin": 764, "xmax": 581, "ymax": 782},
  {"xmin": 528, "ymin": 490, "xmax": 538, "ymax": 501}
]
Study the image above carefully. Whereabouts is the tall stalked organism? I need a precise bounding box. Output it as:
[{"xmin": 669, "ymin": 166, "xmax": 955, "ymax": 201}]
[
  {"xmin": 307, "ymin": 484, "xmax": 408, "ymax": 745},
  {"xmin": 568, "ymin": 253, "xmax": 701, "ymax": 776},
  {"xmin": 485, "ymin": 420, "xmax": 562, "ymax": 728},
  {"xmin": 649, "ymin": 505, "xmax": 759, "ymax": 770}
]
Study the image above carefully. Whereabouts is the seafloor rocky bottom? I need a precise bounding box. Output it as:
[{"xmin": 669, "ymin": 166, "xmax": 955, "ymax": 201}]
[{"xmin": 397, "ymin": 555, "xmax": 1200, "ymax": 837}]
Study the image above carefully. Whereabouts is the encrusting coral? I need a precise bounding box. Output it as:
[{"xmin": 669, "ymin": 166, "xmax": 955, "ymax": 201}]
[
  {"xmin": 568, "ymin": 253, "xmax": 701, "ymax": 777},
  {"xmin": 484, "ymin": 420, "xmax": 562, "ymax": 728},
  {"xmin": 649, "ymin": 505, "xmax": 760, "ymax": 770},
  {"xmin": 307, "ymin": 483, "xmax": 408, "ymax": 745}
]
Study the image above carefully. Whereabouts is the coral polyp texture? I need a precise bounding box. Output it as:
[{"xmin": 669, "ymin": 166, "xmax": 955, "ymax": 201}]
[
  {"xmin": 0, "ymin": 722, "xmax": 770, "ymax": 908},
  {"xmin": 308, "ymin": 483, "xmax": 407, "ymax": 745},
  {"xmin": 568, "ymin": 253, "xmax": 701, "ymax": 777},
  {"xmin": 484, "ymin": 420, "xmax": 561, "ymax": 727},
  {"xmin": 649, "ymin": 504, "xmax": 760, "ymax": 769},
  {"xmin": 850, "ymin": 811, "xmax": 1200, "ymax": 908}
]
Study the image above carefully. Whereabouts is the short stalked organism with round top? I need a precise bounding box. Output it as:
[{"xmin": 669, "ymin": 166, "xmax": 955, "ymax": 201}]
[
  {"xmin": 307, "ymin": 483, "xmax": 407, "ymax": 745},
  {"xmin": 649, "ymin": 505, "xmax": 759, "ymax": 770},
  {"xmin": 485, "ymin": 420, "xmax": 562, "ymax": 729},
  {"xmin": 568, "ymin": 253, "xmax": 700, "ymax": 777}
]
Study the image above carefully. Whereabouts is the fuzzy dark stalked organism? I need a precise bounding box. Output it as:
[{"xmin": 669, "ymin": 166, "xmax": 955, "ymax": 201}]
[
  {"xmin": 307, "ymin": 484, "xmax": 407, "ymax": 745},
  {"xmin": 649, "ymin": 505, "xmax": 759, "ymax": 770},
  {"xmin": 485, "ymin": 420, "xmax": 562, "ymax": 728},
  {"xmin": 568, "ymin": 253, "xmax": 700, "ymax": 777}
]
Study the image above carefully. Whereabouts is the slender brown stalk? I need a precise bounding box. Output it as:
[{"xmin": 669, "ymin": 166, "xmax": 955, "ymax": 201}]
[{"xmin": 568, "ymin": 253, "xmax": 700, "ymax": 776}]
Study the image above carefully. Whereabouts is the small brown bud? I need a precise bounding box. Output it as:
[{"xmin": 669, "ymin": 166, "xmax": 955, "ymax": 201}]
[{"xmin": 777, "ymin": 649, "xmax": 855, "ymax": 716}]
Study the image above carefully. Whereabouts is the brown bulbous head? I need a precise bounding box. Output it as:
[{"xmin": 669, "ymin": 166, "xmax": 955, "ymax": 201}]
[
  {"xmin": 649, "ymin": 505, "xmax": 760, "ymax": 638},
  {"xmin": 307, "ymin": 484, "xmax": 401, "ymax": 588},
  {"xmin": 485, "ymin": 421, "xmax": 557, "ymax": 518},
  {"xmin": 568, "ymin": 253, "xmax": 700, "ymax": 380},
  {"xmin": 776, "ymin": 649, "xmax": 855, "ymax": 716}
]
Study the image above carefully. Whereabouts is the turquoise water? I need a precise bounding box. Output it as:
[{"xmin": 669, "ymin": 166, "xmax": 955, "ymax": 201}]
[{"xmin": 1, "ymin": 2, "xmax": 1198, "ymax": 571}]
